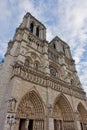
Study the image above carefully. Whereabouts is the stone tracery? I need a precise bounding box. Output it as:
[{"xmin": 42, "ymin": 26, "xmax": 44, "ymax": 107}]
[{"xmin": 53, "ymin": 94, "xmax": 75, "ymax": 130}]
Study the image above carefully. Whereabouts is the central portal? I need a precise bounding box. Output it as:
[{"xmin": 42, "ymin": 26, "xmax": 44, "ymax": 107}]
[
  {"xmin": 19, "ymin": 119, "xmax": 44, "ymax": 130},
  {"xmin": 17, "ymin": 91, "xmax": 45, "ymax": 130}
]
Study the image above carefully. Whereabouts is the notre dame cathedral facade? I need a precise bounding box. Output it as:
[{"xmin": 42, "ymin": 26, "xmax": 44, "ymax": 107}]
[{"xmin": 0, "ymin": 12, "xmax": 87, "ymax": 130}]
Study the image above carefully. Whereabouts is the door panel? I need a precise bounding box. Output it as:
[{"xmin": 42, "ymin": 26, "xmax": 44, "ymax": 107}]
[
  {"xmin": 28, "ymin": 120, "xmax": 33, "ymax": 130},
  {"xmin": 19, "ymin": 119, "xmax": 26, "ymax": 130},
  {"xmin": 54, "ymin": 120, "xmax": 62, "ymax": 130}
]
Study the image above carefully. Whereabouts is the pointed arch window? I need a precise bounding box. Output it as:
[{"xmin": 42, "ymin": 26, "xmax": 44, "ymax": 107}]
[
  {"xmin": 24, "ymin": 59, "xmax": 29, "ymax": 67},
  {"xmin": 53, "ymin": 43, "xmax": 56, "ymax": 49},
  {"xmin": 36, "ymin": 27, "xmax": 39, "ymax": 37},
  {"xmin": 34, "ymin": 63, "xmax": 38, "ymax": 70},
  {"xmin": 30, "ymin": 23, "xmax": 34, "ymax": 33},
  {"xmin": 63, "ymin": 46, "xmax": 65, "ymax": 54}
]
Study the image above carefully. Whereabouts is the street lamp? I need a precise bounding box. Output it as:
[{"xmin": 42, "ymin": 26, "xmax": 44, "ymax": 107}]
[
  {"xmin": 7, "ymin": 97, "xmax": 17, "ymax": 130},
  {"xmin": 7, "ymin": 113, "xmax": 16, "ymax": 130}
]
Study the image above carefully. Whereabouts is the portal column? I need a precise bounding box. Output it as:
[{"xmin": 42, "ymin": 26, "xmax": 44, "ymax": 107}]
[
  {"xmin": 25, "ymin": 119, "xmax": 29, "ymax": 130},
  {"xmin": 13, "ymin": 119, "xmax": 20, "ymax": 130},
  {"xmin": 48, "ymin": 105, "xmax": 54, "ymax": 130},
  {"xmin": 74, "ymin": 111, "xmax": 82, "ymax": 130},
  {"xmin": 48, "ymin": 118, "xmax": 54, "ymax": 130},
  {"xmin": 76, "ymin": 121, "xmax": 82, "ymax": 130}
]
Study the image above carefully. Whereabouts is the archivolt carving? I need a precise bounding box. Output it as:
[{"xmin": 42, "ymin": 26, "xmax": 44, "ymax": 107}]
[
  {"xmin": 53, "ymin": 94, "xmax": 74, "ymax": 121},
  {"xmin": 53, "ymin": 105, "xmax": 62, "ymax": 119},
  {"xmin": 77, "ymin": 103, "xmax": 87, "ymax": 122},
  {"xmin": 53, "ymin": 94, "xmax": 75, "ymax": 130},
  {"xmin": 77, "ymin": 103, "xmax": 87, "ymax": 130},
  {"xmin": 16, "ymin": 91, "xmax": 44, "ymax": 119}
]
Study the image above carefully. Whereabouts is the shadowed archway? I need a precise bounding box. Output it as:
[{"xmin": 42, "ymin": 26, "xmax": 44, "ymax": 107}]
[
  {"xmin": 77, "ymin": 103, "xmax": 87, "ymax": 130},
  {"xmin": 53, "ymin": 94, "xmax": 75, "ymax": 130},
  {"xmin": 16, "ymin": 90, "xmax": 45, "ymax": 130}
]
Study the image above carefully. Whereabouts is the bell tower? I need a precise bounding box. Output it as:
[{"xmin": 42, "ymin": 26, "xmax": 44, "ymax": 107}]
[{"xmin": 18, "ymin": 12, "xmax": 46, "ymax": 40}]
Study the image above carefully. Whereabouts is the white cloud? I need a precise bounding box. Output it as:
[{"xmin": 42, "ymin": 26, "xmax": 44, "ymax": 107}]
[
  {"xmin": 0, "ymin": 1, "xmax": 12, "ymax": 31},
  {"xmin": 77, "ymin": 62, "xmax": 87, "ymax": 94},
  {"xmin": 0, "ymin": 41, "xmax": 7, "ymax": 58},
  {"xmin": 17, "ymin": 0, "xmax": 46, "ymax": 24}
]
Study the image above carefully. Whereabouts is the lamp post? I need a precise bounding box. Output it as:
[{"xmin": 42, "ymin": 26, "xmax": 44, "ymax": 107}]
[
  {"xmin": 7, "ymin": 113, "xmax": 16, "ymax": 130},
  {"xmin": 7, "ymin": 97, "xmax": 17, "ymax": 130}
]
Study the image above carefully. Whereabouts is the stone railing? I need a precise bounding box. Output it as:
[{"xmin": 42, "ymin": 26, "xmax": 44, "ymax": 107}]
[{"xmin": 12, "ymin": 63, "xmax": 86, "ymax": 100}]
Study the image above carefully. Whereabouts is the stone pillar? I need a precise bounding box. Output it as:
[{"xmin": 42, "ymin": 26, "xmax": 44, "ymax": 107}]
[
  {"xmin": 26, "ymin": 15, "xmax": 31, "ymax": 29},
  {"xmin": 20, "ymin": 13, "xmax": 31, "ymax": 29},
  {"xmin": 67, "ymin": 47, "xmax": 72, "ymax": 59},
  {"xmin": 43, "ymin": 43, "xmax": 50, "ymax": 76},
  {"xmin": 44, "ymin": 118, "xmax": 47, "ymax": 130},
  {"xmin": 48, "ymin": 118, "xmax": 54, "ymax": 130},
  {"xmin": 41, "ymin": 29, "xmax": 45, "ymax": 40},
  {"xmin": 40, "ymin": 28, "xmax": 43, "ymax": 40},
  {"xmin": 73, "ymin": 111, "xmax": 82, "ymax": 130},
  {"xmin": 40, "ymin": 28, "xmax": 46, "ymax": 40},
  {"xmin": 3, "ymin": 116, "xmax": 9, "ymax": 130},
  {"xmin": 13, "ymin": 119, "xmax": 20, "ymax": 130},
  {"xmin": 76, "ymin": 120, "xmax": 81, "ymax": 130},
  {"xmin": 25, "ymin": 119, "xmax": 29, "ymax": 130},
  {"xmin": 33, "ymin": 25, "xmax": 36, "ymax": 35},
  {"xmin": 43, "ymin": 28, "xmax": 46, "ymax": 40}
]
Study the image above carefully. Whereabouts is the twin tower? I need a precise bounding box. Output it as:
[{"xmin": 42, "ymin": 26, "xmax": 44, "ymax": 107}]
[{"xmin": 0, "ymin": 12, "xmax": 87, "ymax": 130}]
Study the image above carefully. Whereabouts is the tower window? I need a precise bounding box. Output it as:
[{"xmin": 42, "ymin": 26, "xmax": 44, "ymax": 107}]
[
  {"xmin": 63, "ymin": 46, "xmax": 65, "ymax": 54},
  {"xmin": 36, "ymin": 27, "xmax": 39, "ymax": 37},
  {"xmin": 30, "ymin": 23, "xmax": 34, "ymax": 33},
  {"xmin": 53, "ymin": 43, "xmax": 56, "ymax": 49},
  {"xmin": 24, "ymin": 59, "xmax": 29, "ymax": 67},
  {"xmin": 34, "ymin": 63, "xmax": 38, "ymax": 70}
]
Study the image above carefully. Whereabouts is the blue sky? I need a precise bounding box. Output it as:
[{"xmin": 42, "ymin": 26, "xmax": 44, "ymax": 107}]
[{"xmin": 0, "ymin": 0, "xmax": 87, "ymax": 93}]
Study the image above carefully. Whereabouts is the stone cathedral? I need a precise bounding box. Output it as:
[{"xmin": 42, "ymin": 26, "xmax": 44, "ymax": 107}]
[{"xmin": 0, "ymin": 12, "xmax": 87, "ymax": 130}]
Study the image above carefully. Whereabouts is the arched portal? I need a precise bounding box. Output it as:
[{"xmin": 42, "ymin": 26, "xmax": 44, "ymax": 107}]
[
  {"xmin": 77, "ymin": 103, "xmax": 87, "ymax": 130},
  {"xmin": 53, "ymin": 94, "xmax": 75, "ymax": 130},
  {"xmin": 16, "ymin": 91, "xmax": 45, "ymax": 130}
]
